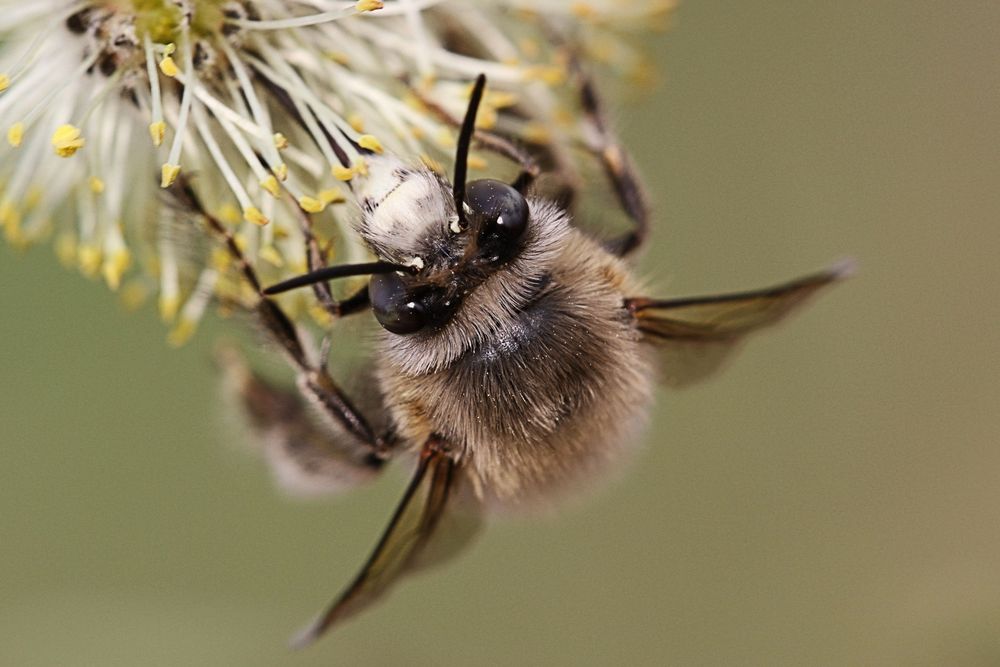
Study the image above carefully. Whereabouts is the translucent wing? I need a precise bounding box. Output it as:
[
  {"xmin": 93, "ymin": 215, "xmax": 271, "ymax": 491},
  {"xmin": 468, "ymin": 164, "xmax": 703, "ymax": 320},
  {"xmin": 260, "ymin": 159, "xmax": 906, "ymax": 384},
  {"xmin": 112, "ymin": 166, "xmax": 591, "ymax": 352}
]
[
  {"xmin": 291, "ymin": 442, "xmax": 469, "ymax": 647},
  {"xmin": 629, "ymin": 260, "xmax": 853, "ymax": 387}
]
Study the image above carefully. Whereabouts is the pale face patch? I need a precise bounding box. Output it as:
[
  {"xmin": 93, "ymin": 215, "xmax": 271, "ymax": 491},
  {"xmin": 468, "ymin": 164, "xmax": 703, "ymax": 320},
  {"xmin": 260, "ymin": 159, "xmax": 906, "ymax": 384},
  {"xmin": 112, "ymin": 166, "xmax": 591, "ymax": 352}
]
[{"xmin": 355, "ymin": 155, "xmax": 454, "ymax": 262}]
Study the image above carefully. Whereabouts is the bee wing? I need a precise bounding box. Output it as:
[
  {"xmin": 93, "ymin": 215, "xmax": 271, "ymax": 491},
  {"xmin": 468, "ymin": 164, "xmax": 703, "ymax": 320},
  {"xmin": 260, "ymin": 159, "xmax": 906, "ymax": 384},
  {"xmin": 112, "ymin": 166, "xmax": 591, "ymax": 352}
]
[
  {"xmin": 630, "ymin": 260, "xmax": 853, "ymax": 387},
  {"xmin": 290, "ymin": 443, "xmax": 466, "ymax": 648}
]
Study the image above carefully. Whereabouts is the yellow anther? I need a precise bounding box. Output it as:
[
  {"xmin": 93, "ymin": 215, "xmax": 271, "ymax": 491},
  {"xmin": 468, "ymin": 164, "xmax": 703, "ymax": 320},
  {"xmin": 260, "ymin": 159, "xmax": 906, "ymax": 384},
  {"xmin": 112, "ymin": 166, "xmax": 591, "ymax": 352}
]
[
  {"xmin": 78, "ymin": 244, "xmax": 102, "ymax": 278},
  {"xmin": 120, "ymin": 281, "xmax": 149, "ymax": 311},
  {"xmin": 629, "ymin": 61, "xmax": 657, "ymax": 89},
  {"xmin": 356, "ymin": 0, "xmax": 384, "ymax": 11},
  {"xmin": 523, "ymin": 122, "xmax": 551, "ymax": 144},
  {"xmin": 211, "ymin": 247, "xmax": 232, "ymax": 271},
  {"xmin": 243, "ymin": 206, "xmax": 269, "ymax": 226},
  {"xmin": 522, "ymin": 65, "xmax": 566, "ymax": 86},
  {"xmin": 331, "ymin": 165, "xmax": 354, "ymax": 181},
  {"xmin": 233, "ymin": 233, "xmax": 248, "ymax": 252},
  {"xmin": 319, "ymin": 188, "xmax": 345, "ymax": 205},
  {"xmin": 167, "ymin": 317, "xmax": 197, "ymax": 347},
  {"xmin": 487, "ymin": 91, "xmax": 519, "ymax": 109},
  {"xmin": 149, "ymin": 121, "xmax": 166, "ymax": 147},
  {"xmin": 353, "ymin": 158, "xmax": 368, "ymax": 176},
  {"xmin": 348, "ymin": 112, "xmax": 365, "ymax": 133},
  {"xmin": 273, "ymin": 132, "xmax": 288, "ymax": 150},
  {"xmin": 419, "ymin": 153, "xmax": 444, "ymax": 174},
  {"xmin": 298, "ymin": 195, "xmax": 326, "ymax": 214},
  {"xmin": 55, "ymin": 233, "xmax": 77, "ymax": 268},
  {"xmin": 474, "ymin": 105, "xmax": 498, "ymax": 130},
  {"xmin": 160, "ymin": 163, "xmax": 180, "ymax": 188},
  {"xmin": 3, "ymin": 220, "xmax": 25, "ymax": 246},
  {"xmin": 0, "ymin": 201, "xmax": 21, "ymax": 243},
  {"xmin": 259, "ymin": 245, "xmax": 284, "ymax": 267},
  {"xmin": 418, "ymin": 73, "xmax": 436, "ymax": 91},
  {"xmin": 218, "ymin": 203, "xmax": 241, "ymax": 225},
  {"xmin": 273, "ymin": 224, "xmax": 291, "ymax": 240},
  {"xmin": 274, "ymin": 163, "xmax": 288, "ymax": 181},
  {"xmin": 467, "ymin": 155, "xmax": 488, "ymax": 171},
  {"xmin": 159, "ymin": 293, "xmax": 180, "ymax": 322},
  {"xmin": 24, "ymin": 186, "xmax": 41, "ymax": 210},
  {"xmin": 159, "ymin": 55, "xmax": 179, "ymax": 77},
  {"xmin": 88, "ymin": 176, "xmax": 105, "ymax": 194},
  {"xmin": 571, "ymin": 2, "xmax": 596, "ymax": 19},
  {"xmin": 163, "ymin": 43, "xmax": 176, "ymax": 56},
  {"xmin": 554, "ymin": 107, "xmax": 575, "ymax": 127},
  {"xmin": 434, "ymin": 128, "xmax": 456, "ymax": 149},
  {"xmin": 260, "ymin": 175, "xmax": 281, "ymax": 197},
  {"xmin": 102, "ymin": 248, "xmax": 132, "ymax": 291},
  {"xmin": 308, "ymin": 303, "xmax": 334, "ymax": 327},
  {"xmin": 585, "ymin": 35, "xmax": 613, "ymax": 63},
  {"xmin": 51, "ymin": 124, "xmax": 85, "ymax": 157},
  {"xmin": 358, "ymin": 134, "xmax": 383, "ymax": 154},
  {"xmin": 403, "ymin": 93, "xmax": 426, "ymax": 111},
  {"xmin": 326, "ymin": 51, "xmax": 351, "ymax": 66},
  {"xmin": 7, "ymin": 122, "xmax": 23, "ymax": 147},
  {"xmin": 0, "ymin": 199, "xmax": 18, "ymax": 226},
  {"xmin": 0, "ymin": 74, "xmax": 9, "ymax": 92},
  {"xmin": 519, "ymin": 37, "xmax": 541, "ymax": 59}
]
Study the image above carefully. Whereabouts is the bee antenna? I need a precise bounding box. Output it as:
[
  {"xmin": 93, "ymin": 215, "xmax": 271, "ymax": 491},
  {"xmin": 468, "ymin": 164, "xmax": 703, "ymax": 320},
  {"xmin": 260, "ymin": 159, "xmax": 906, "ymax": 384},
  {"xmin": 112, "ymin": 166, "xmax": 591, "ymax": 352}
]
[
  {"xmin": 453, "ymin": 74, "xmax": 487, "ymax": 226},
  {"xmin": 262, "ymin": 261, "xmax": 413, "ymax": 296}
]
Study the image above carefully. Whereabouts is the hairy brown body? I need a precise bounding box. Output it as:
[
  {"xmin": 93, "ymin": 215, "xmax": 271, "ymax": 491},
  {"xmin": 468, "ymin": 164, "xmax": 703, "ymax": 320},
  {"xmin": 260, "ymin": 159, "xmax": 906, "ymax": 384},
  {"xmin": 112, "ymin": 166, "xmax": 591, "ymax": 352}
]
[
  {"xmin": 376, "ymin": 218, "xmax": 654, "ymax": 507},
  {"xmin": 229, "ymin": 72, "xmax": 848, "ymax": 644}
]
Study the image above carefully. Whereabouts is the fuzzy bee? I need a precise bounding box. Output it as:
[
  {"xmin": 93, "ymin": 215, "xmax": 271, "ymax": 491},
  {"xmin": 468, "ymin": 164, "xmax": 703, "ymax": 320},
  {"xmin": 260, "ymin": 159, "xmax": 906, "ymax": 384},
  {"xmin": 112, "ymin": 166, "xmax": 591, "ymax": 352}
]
[{"xmin": 218, "ymin": 74, "xmax": 848, "ymax": 647}]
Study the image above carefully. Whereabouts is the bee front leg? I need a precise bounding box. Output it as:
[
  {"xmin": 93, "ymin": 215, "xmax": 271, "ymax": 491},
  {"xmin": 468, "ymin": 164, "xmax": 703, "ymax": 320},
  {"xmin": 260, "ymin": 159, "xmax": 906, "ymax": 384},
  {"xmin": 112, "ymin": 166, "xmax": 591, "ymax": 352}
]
[
  {"xmin": 571, "ymin": 57, "xmax": 652, "ymax": 258},
  {"xmin": 218, "ymin": 344, "xmax": 390, "ymax": 496}
]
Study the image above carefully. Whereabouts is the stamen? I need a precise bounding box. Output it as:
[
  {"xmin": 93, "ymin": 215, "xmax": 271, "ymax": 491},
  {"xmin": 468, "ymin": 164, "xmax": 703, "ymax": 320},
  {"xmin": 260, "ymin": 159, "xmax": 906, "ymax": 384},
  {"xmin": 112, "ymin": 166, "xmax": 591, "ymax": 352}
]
[
  {"xmin": 403, "ymin": 0, "xmax": 434, "ymax": 80},
  {"xmin": 144, "ymin": 34, "xmax": 166, "ymax": 146},
  {"xmin": 162, "ymin": 35, "xmax": 195, "ymax": 188},
  {"xmin": 218, "ymin": 40, "xmax": 284, "ymax": 174},
  {"xmin": 248, "ymin": 53, "xmax": 340, "ymax": 169},
  {"xmin": 230, "ymin": 2, "xmax": 382, "ymax": 31},
  {"xmin": 17, "ymin": 47, "xmax": 100, "ymax": 135},
  {"xmin": 158, "ymin": 234, "xmax": 180, "ymax": 322},
  {"xmin": 191, "ymin": 103, "xmax": 268, "ymax": 226},
  {"xmin": 100, "ymin": 113, "xmax": 133, "ymax": 290},
  {"xmin": 167, "ymin": 268, "xmax": 219, "ymax": 347},
  {"xmin": 256, "ymin": 35, "xmax": 366, "ymax": 156}
]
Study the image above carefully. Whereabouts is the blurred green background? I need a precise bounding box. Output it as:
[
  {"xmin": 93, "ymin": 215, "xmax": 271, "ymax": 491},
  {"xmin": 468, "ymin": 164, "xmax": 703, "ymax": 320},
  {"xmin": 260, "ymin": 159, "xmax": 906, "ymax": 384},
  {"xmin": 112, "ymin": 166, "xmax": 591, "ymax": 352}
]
[{"xmin": 3, "ymin": 2, "xmax": 1000, "ymax": 665}]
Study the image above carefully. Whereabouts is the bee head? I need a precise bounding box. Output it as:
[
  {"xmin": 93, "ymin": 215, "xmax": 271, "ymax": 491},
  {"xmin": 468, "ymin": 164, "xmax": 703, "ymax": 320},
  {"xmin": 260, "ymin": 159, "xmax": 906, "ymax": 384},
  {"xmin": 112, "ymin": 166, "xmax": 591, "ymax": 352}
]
[
  {"xmin": 262, "ymin": 75, "xmax": 567, "ymax": 346},
  {"xmin": 355, "ymin": 75, "xmax": 565, "ymax": 338}
]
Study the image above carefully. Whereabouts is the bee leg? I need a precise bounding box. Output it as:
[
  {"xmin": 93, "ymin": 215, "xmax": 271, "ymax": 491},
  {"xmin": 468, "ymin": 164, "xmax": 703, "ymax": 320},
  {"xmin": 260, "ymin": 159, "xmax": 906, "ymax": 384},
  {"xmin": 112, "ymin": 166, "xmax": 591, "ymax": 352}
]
[
  {"xmin": 471, "ymin": 129, "xmax": 540, "ymax": 194},
  {"xmin": 218, "ymin": 344, "xmax": 389, "ymax": 495},
  {"xmin": 254, "ymin": 294, "xmax": 394, "ymax": 465},
  {"xmin": 573, "ymin": 64, "xmax": 652, "ymax": 258},
  {"xmin": 173, "ymin": 171, "xmax": 396, "ymax": 471},
  {"xmin": 291, "ymin": 437, "xmax": 477, "ymax": 646}
]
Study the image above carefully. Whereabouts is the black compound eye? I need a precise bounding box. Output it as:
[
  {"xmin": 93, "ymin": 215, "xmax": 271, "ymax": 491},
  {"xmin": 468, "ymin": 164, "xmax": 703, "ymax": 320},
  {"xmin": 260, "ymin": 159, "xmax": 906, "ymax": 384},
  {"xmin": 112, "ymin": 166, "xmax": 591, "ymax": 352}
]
[
  {"xmin": 466, "ymin": 179, "xmax": 528, "ymax": 261},
  {"xmin": 369, "ymin": 273, "xmax": 426, "ymax": 335}
]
